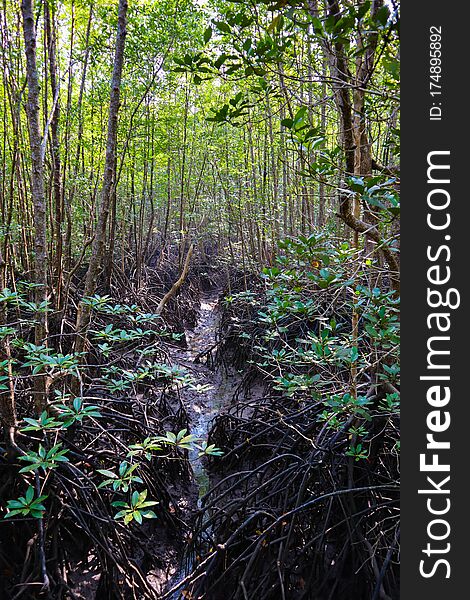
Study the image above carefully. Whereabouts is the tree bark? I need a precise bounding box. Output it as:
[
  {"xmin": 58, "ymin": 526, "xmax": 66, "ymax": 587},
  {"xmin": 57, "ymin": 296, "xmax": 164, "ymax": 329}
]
[
  {"xmin": 21, "ymin": 0, "xmax": 48, "ymax": 343},
  {"xmin": 0, "ymin": 247, "xmax": 18, "ymax": 449},
  {"xmin": 75, "ymin": 0, "xmax": 128, "ymax": 353},
  {"xmin": 45, "ymin": 0, "xmax": 63, "ymax": 308},
  {"xmin": 21, "ymin": 0, "xmax": 48, "ymax": 411},
  {"xmin": 156, "ymin": 243, "xmax": 194, "ymax": 315},
  {"xmin": 310, "ymin": 0, "xmax": 399, "ymax": 291}
]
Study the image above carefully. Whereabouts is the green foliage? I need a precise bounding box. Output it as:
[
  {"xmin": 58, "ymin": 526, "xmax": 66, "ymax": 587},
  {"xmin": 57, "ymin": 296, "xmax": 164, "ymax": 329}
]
[
  {"xmin": 22, "ymin": 349, "xmax": 80, "ymax": 376},
  {"xmin": 206, "ymin": 92, "xmax": 253, "ymax": 126},
  {"xmin": 227, "ymin": 234, "xmax": 400, "ymax": 461},
  {"xmin": 154, "ymin": 428, "xmax": 199, "ymax": 450},
  {"xmin": 54, "ymin": 397, "xmax": 102, "ymax": 427},
  {"xmin": 0, "ymin": 288, "xmax": 20, "ymax": 304},
  {"xmin": 346, "ymin": 176, "xmax": 400, "ymax": 219},
  {"xmin": 1, "ymin": 287, "xmax": 222, "ymax": 530},
  {"xmin": 0, "ymin": 326, "xmax": 16, "ymax": 339},
  {"xmin": 197, "ymin": 441, "xmax": 224, "ymax": 458},
  {"xmin": 97, "ymin": 461, "xmax": 144, "ymax": 492},
  {"xmin": 345, "ymin": 443, "xmax": 369, "ymax": 462},
  {"xmin": 4, "ymin": 486, "xmax": 48, "ymax": 520},
  {"xmin": 112, "ymin": 489, "xmax": 158, "ymax": 525},
  {"xmin": 92, "ymin": 324, "xmax": 153, "ymax": 343},
  {"xmin": 127, "ymin": 437, "xmax": 163, "ymax": 461},
  {"xmin": 20, "ymin": 412, "xmax": 63, "ymax": 432},
  {"xmin": 0, "ymin": 0, "xmax": 399, "ymax": 591},
  {"xmin": 379, "ymin": 392, "xmax": 400, "ymax": 414},
  {"xmin": 18, "ymin": 444, "xmax": 70, "ymax": 473}
]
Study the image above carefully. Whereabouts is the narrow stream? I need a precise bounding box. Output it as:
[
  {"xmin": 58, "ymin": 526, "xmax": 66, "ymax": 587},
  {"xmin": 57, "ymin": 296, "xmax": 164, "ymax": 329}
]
[
  {"xmin": 164, "ymin": 293, "xmax": 236, "ymax": 598},
  {"xmin": 181, "ymin": 295, "xmax": 223, "ymax": 501}
]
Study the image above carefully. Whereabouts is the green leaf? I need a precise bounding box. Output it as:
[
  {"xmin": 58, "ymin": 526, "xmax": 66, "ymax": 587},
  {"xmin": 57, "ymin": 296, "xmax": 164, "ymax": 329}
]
[
  {"xmin": 139, "ymin": 500, "xmax": 159, "ymax": 508},
  {"xmin": 293, "ymin": 106, "xmax": 307, "ymax": 126},
  {"xmin": 215, "ymin": 22, "xmax": 231, "ymax": 34},
  {"xmin": 204, "ymin": 27, "xmax": 212, "ymax": 43},
  {"xmin": 268, "ymin": 14, "xmax": 283, "ymax": 33},
  {"xmin": 310, "ymin": 16, "xmax": 323, "ymax": 34},
  {"xmin": 6, "ymin": 500, "xmax": 25, "ymax": 509},
  {"xmin": 19, "ymin": 464, "xmax": 42, "ymax": 473},
  {"xmin": 97, "ymin": 469, "xmax": 117, "ymax": 479},
  {"xmin": 214, "ymin": 54, "xmax": 227, "ymax": 69},
  {"xmin": 176, "ymin": 429, "xmax": 187, "ymax": 442},
  {"xmin": 383, "ymin": 58, "xmax": 399, "ymax": 79},
  {"xmin": 4, "ymin": 510, "xmax": 22, "ymax": 519},
  {"xmin": 114, "ymin": 510, "xmax": 128, "ymax": 520},
  {"xmin": 376, "ymin": 5, "xmax": 390, "ymax": 27},
  {"xmin": 25, "ymin": 486, "xmax": 34, "ymax": 504}
]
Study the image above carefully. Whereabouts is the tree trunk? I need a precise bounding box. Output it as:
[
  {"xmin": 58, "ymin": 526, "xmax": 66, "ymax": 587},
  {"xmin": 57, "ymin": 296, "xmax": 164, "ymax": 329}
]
[
  {"xmin": 45, "ymin": 0, "xmax": 63, "ymax": 309},
  {"xmin": 0, "ymin": 246, "xmax": 18, "ymax": 449},
  {"xmin": 21, "ymin": 0, "xmax": 47, "ymax": 342},
  {"xmin": 21, "ymin": 0, "xmax": 48, "ymax": 411},
  {"xmin": 75, "ymin": 0, "xmax": 128, "ymax": 353},
  {"xmin": 311, "ymin": 0, "xmax": 399, "ymax": 290}
]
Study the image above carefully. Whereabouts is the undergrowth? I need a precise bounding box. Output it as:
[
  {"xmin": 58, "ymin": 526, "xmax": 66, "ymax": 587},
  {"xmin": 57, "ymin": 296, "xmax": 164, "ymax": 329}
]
[
  {"xmin": 178, "ymin": 234, "xmax": 400, "ymax": 600},
  {"xmin": 0, "ymin": 266, "xmax": 222, "ymax": 599}
]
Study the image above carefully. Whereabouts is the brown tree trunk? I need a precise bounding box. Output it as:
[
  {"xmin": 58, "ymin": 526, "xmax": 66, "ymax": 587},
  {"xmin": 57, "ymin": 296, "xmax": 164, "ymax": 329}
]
[
  {"xmin": 311, "ymin": 0, "xmax": 399, "ymax": 290},
  {"xmin": 45, "ymin": 0, "xmax": 63, "ymax": 309},
  {"xmin": 21, "ymin": 0, "xmax": 48, "ymax": 340},
  {"xmin": 21, "ymin": 0, "xmax": 48, "ymax": 411},
  {"xmin": 0, "ymin": 247, "xmax": 18, "ymax": 449},
  {"xmin": 75, "ymin": 0, "xmax": 128, "ymax": 353},
  {"xmin": 156, "ymin": 243, "xmax": 194, "ymax": 315}
]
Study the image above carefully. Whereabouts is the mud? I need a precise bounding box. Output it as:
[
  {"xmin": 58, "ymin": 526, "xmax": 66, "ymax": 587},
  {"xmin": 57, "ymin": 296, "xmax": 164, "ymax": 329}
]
[{"xmin": 161, "ymin": 292, "xmax": 239, "ymax": 597}]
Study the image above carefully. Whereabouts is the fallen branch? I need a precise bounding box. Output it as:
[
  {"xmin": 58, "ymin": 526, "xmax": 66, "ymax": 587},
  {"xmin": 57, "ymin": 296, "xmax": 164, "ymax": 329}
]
[{"xmin": 156, "ymin": 243, "xmax": 194, "ymax": 315}]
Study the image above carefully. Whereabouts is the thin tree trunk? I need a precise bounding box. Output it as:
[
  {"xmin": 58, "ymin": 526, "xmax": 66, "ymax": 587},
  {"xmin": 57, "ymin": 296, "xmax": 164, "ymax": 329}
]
[
  {"xmin": 21, "ymin": 0, "xmax": 48, "ymax": 411},
  {"xmin": 310, "ymin": 0, "xmax": 399, "ymax": 289},
  {"xmin": 178, "ymin": 80, "xmax": 190, "ymax": 267},
  {"xmin": 75, "ymin": 0, "xmax": 128, "ymax": 353},
  {"xmin": 318, "ymin": 59, "xmax": 327, "ymax": 227},
  {"xmin": 0, "ymin": 246, "xmax": 18, "ymax": 449},
  {"xmin": 45, "ymin": 0, "xmax": 63, "ymax": 308}
]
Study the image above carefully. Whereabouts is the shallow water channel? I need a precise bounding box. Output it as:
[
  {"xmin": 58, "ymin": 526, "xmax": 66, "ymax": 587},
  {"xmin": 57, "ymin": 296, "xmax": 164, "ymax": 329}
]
[
  {"xmin": 178, "ymin": 295, "xmax": 226, "ymax": 501},
  {"xmin": 164, "ymin": 293, "xmax": 236, "ymax": 597}
]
